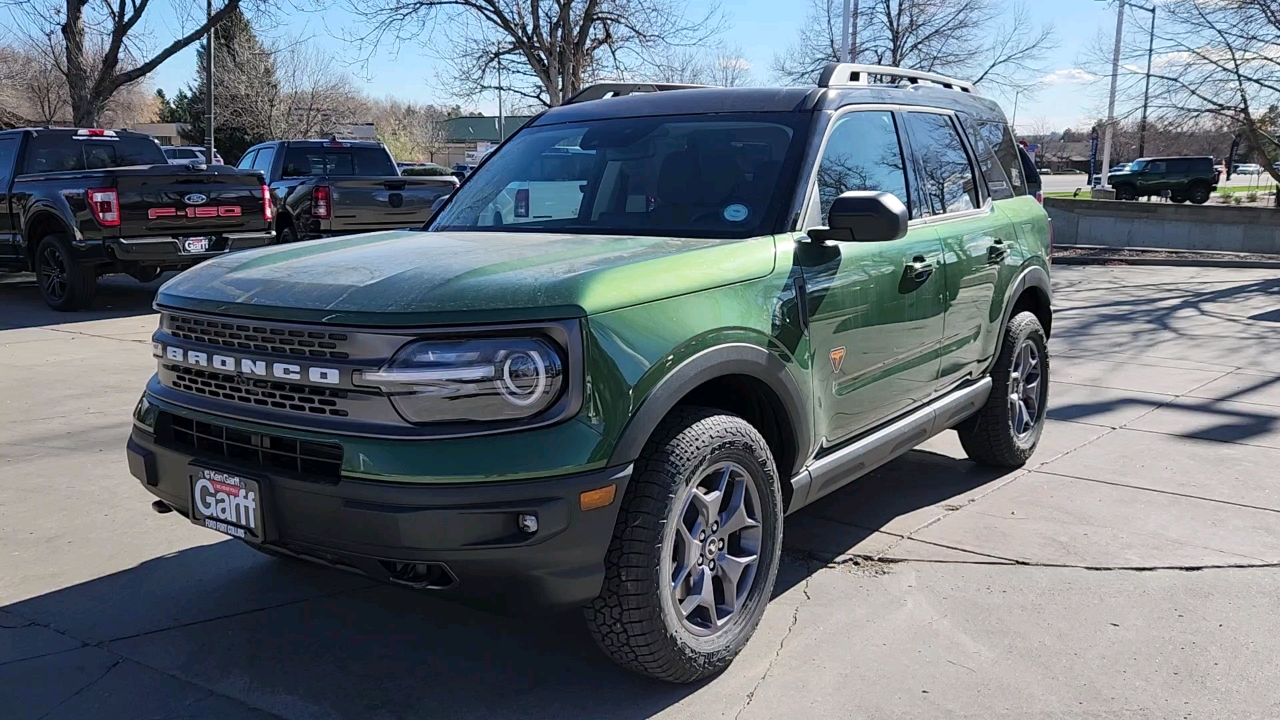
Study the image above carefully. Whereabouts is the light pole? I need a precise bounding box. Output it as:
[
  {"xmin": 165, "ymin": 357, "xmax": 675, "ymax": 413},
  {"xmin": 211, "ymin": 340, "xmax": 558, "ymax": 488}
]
[
  {"xmin": 205, "ymin": 0, "xmax": 215, "ymax": 164},
  {"xmin": 1010, "ymin": 89, "xmax": 1022, "ymax": 134},
  {"xmin": 1132, "ymin": 2, "xmax": 1156, "ymax": 159},
  {"xmin": 1099, "ymin": 0, "xmax": 1125, "ymax": 192},
  {"xmin": 840, "ymin": 0, "xmax": 860, "ymax": 62}
]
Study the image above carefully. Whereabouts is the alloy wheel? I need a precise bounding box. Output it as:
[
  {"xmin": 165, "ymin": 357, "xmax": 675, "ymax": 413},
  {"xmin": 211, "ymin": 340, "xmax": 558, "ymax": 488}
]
[
  {"xmin": 39, "ymin": 245, "xmax": 68, "ymax": 302},
  {"xmin": 1008, "ymin": 339, "xmax": 1044, "ymax": 439},
  {"xmin": 665, "ymin": 461, "xmax": 763, "ymax": 637}
]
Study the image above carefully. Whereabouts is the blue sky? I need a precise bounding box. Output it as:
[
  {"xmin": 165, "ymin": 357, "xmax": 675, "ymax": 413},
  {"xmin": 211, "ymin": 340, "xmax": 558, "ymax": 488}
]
[{"xmin": 149, "ymin": 0, "xmax": 1123, "ymax": 133}]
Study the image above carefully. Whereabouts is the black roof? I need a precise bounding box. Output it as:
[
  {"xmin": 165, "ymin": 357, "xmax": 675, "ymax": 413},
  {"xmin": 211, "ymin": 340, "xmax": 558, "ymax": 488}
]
[{"xmin": 531, "ymin": 83, "xmax": 1009, "ymax": 127}]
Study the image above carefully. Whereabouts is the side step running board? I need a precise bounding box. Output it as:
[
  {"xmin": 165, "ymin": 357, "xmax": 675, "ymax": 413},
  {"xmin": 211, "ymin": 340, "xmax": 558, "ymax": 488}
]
[{"xmin": 786, "ymin": 378, "xmax": 992, "ymax": 514}]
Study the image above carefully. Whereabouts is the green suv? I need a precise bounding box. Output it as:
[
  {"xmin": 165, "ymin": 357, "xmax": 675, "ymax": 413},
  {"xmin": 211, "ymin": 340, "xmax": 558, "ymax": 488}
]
[
  {"xmin": 1108, "ymin": 156, "xmax": 1219, "ymax": 203},
  {"xmin": 127, "ymin": 64, "xmax": 1052, "ymax": 683}
]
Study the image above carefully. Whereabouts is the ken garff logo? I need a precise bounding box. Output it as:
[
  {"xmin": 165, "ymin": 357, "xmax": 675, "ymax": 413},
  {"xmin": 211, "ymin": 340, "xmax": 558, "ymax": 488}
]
[{"xmin": 183, "ymin": 193, "xmax": 209, "ymax": 205}]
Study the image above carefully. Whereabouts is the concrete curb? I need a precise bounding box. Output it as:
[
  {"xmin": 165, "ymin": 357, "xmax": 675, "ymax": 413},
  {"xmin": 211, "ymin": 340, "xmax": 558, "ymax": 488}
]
[{"xmin": 1053, "ymin": 255, "xmax": 1280, "ymax": 269}]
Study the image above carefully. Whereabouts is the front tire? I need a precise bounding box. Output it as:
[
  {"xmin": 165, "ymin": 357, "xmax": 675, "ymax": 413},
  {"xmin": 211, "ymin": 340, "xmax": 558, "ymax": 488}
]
[
  {"xmin": 1114, "ymin": 184, "xmax": 1137, "ymax": 201},
  {"xmin": 958, "ymin": 311, "xmax": 1049, "ymax": 467},
  {"xmin": 584, "ymin": 407, "xmax": 783, "ymax": 683},
  {"xmin": 278, "ymin": 224, "xmax": 299, "ymax": 244},
  {"xmin": 36, "ymin": 235, "xmax": 97, "ymax": 311}
]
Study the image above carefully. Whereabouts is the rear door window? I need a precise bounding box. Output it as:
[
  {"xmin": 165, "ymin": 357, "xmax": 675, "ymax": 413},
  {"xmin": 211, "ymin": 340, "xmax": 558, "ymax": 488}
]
[
  {"xmin": 237, "ymin": 150, "xmax": 258, "ymax": 169},
  {"xmin": 902, "ymin": 112, "xmax": 979, "ymax": 215},
  {"xmin": 251, "ymin": 147, "xmax": 275, "ymax": 175},
  {"xmin": 281, "ymin": 146, "xmax": 396, "ymax": 177},
  {"xmin": 1167, "ymin": 159, "xmax": 1189, "ymax": 173}
]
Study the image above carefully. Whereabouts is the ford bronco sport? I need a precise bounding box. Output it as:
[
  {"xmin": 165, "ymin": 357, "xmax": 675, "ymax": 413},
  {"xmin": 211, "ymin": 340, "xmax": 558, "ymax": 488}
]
[{"xmin": 127, "ymin": 64, "xmax": 1052, "ymax": 683}]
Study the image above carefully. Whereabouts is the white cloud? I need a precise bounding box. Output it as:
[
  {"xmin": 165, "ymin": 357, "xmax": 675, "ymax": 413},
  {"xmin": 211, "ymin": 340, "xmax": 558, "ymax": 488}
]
[{"xmin": 1041, "ymin": 68, "xmax": 1097, "ymax": 85}]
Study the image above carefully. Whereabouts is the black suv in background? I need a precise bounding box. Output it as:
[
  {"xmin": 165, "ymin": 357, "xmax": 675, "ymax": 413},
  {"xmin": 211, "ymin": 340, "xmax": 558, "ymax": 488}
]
[
  {"xmin": 0, "ymin": 128, "xmax": 273, "ymax": 310},
  {"xmin": 237, "ymin": 140, "xmax": 456, "ymax": 243},
  {"xmin": 1108, "ymin": 156, "xmax": 1219, "ymax": 203}
]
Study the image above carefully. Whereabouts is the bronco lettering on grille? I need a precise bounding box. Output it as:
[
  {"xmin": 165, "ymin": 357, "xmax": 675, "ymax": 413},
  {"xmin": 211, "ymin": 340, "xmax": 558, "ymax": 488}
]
[{"xmin": 162, "ymin": 345, "xmax": 341, "ymax": 384}]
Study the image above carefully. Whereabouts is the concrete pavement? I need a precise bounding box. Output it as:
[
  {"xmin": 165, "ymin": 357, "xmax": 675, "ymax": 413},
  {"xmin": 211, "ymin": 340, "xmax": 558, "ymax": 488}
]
[{"xmin": 3, "ymin": 265, "xmax": 1280, "ymax": 718}]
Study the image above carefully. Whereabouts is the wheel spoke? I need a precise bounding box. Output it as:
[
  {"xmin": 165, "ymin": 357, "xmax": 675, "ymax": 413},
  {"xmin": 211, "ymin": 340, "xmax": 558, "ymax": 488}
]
[
  {"xmin": 678, "ymin": 566, "xmax": 716, "ymax": 619},
  {"xmin": 719, "ymin": 481, "xmax": 757, "ymax": 536},
  {"xmin": 717, "ymin": 552, "xmax": 757, "ymax": 590},
  {"xmin": 688, "ymin": 488, "xmax": 721, "ymax": 525}
]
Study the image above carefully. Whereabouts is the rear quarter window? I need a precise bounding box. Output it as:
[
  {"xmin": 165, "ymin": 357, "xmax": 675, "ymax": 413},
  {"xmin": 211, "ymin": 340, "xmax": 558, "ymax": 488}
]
[{"xmin": 976, "ymin": 121, "xmax": 1028, "ymax": 197}]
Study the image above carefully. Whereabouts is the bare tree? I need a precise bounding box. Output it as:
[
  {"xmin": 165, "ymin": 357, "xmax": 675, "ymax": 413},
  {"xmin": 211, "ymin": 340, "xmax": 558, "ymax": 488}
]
[
  {"xmin": 3, "ymin": 0, "xmax": 263, "ymax": 126},
  {"xmin": 652, "ymin": 43, "xmax": 753, "ymax": 87},
  {"xmin": 346, "ymin": 0, "xmax": 724, "ymax": 108},
  {"xmin": 0, "ymin": 38, "xmax": 155, "ymax": 127},
  {"xmin": 771, "ymin": 0, "xmax": 1055, "ymax": 93},
  {"xmin": 367, "ymin": 98, "xmax": 451, "ymax": 163},
  {"xmin": 1100, "ymin": 0, "xmax": 1280, "ymax": 198}
]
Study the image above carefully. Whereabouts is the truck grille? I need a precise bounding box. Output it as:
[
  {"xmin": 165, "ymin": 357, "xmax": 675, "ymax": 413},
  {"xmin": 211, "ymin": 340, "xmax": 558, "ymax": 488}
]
[
  {"xmin": 164, "ymin": 364, "xmax": 352, "ymax": 417},
  {"xmin": 160, "ymin": 412, "xmax": 344, "ymax": 482},
  {"xmin": 167, "ymin": 314, "xmax": 352, "ymax": 360}
]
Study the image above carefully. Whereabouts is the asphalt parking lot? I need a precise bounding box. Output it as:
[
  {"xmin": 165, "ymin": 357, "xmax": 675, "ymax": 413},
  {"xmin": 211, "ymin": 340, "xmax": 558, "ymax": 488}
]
[{"xmin": 4, "ymin": 265, "xmax": 1280, "ymax": 719}]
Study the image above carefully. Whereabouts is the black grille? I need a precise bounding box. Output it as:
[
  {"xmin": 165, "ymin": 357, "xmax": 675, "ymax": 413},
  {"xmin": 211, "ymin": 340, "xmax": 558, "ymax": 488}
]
[
  {"xmin": 164, "ymin": 364, "xmax": 351, "ymax": 417},
  {"xmin": 168, "ymin": 314, "xmax": 351, "ymax": 360},
  {"xmin": 160, "ymin": 412, "xmax": 343, "ymax": 483}
]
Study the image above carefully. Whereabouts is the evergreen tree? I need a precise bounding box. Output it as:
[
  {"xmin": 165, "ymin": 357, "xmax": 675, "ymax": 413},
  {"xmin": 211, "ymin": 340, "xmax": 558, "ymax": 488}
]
[{"xmin": 180, "ymin": 7, "xmax": 280, "ymax": 162}]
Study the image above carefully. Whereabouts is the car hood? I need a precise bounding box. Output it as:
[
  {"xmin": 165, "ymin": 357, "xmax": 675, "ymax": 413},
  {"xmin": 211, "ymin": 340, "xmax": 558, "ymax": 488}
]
[{"xmin": 157, "ymin": 230, "xmax": 778, "ymax": 325}]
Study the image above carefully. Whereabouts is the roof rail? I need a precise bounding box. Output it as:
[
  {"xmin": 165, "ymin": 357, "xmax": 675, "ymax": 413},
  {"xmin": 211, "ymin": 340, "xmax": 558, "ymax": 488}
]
[
  {"xmin": 818, "ymin": 63, "xmax": 976, "ymax": 94},
  {"xmin": 564, "ymin": 82, "xmax": 714, "ymax": 105}
]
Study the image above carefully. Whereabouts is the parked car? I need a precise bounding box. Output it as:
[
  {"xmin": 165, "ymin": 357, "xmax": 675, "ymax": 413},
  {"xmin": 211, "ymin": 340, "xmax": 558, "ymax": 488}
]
[
  {"xmin": 1038, "ymin": 166, "xmax": 1053, "ymax": 174},
  {"xmin": 162, "ymin": 145, "xmax": 225, "ymax": 165},
  {"xmin": 1108, "ymin": 156, "xmax": 1219, "ymax": 203},
  {"xmin": 399, "ymin": 162, "xmax": 456, "ymax": 178},
  {"xmin": 128, "ymin": 65, "xmax": 1052, "ymax": 683},
  {"xmin": 1234, "ymin": 163, "xmax": 1264, "ymax": 175},
  {"xmin": 1109, "ymin": 164, "xmax": 1130, "ymax": 174},
  {"xmin": 1059, "ymin": 168, "xmax": 1085, "ymax": 175},
  {"xmin": 237, "ymin": 139, "xmax": 458, "ymax": 243},
  {"xmin": 0, "ymin": 128, "xmax": 273, "ymax": 310},
  {"xmin": 451, "ymin": 163, "xmax": 479, "ymax": 179}
]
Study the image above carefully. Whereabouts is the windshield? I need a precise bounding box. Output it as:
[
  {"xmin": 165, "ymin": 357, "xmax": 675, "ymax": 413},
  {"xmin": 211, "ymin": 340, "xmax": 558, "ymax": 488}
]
[
  {"xmin": 429, "ymin": 113, "xmax": 806, "ymax": 238},
  {"xmin": 1126, "ymin": 160, "xmax": 1147, "ymax": 172}
]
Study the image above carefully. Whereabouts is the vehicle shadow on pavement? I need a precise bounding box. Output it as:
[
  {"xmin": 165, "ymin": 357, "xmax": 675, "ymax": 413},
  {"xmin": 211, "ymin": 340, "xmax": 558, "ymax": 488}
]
[
  {"xmin": 0, "ymin": 273, "xmax": 168, "ymax": 329},
  {"xmin": 0, "ymin": 451, "xmax": 1003, "ymax": 719}
]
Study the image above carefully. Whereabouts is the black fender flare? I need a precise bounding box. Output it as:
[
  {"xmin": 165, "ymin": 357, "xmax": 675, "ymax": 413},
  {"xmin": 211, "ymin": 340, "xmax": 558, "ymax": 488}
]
[
  {"xmin": 606, "ymin": 343, "xmax": 812, "ymax": 479},
  {"xmin": 986, "ymin": 264, "xmax": 1052, "ymax": 374},
  {"xmin": 22, "ymin": 207, "xmax": 76, "ymax": 265}
]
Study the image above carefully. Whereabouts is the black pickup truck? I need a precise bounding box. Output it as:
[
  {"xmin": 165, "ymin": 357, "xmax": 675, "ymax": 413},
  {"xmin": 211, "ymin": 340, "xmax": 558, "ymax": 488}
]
[
  {"xmin": 236, "ymin": 140, "xmax": 457, "ymax": 243},
  {"xmin": 0, "ymin": 128, "xmax": 274, "ymax": 310}
]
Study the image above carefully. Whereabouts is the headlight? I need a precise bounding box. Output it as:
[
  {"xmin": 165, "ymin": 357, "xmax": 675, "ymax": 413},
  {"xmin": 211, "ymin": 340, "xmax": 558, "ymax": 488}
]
[{"xmin": 355, "ymin": 337, "xmax": 565, "ymax": 423}]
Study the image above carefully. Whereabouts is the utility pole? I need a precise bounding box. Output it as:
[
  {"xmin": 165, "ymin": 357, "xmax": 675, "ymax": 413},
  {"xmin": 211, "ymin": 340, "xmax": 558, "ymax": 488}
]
[
  {"xmin": 204, "ymin": 0, "xmax": 216, "ymax": 164},
  {"xmin": 1099, "ymin": 0, "xmax": 1125, "ymax": 192},
  {"xmin": 1011, "ymin": 89, "xmax": 1022, "ymax": 134},
  {"xmin": 1134, "ymin": 3, "xmax": 1156, "ymax": 158}
]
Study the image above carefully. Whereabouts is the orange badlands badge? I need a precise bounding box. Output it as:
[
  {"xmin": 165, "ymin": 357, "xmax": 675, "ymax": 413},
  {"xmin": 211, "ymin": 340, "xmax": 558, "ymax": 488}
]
[{"xmin": 830, "ymin": 347, "xmax": 846, "ymax": 373}]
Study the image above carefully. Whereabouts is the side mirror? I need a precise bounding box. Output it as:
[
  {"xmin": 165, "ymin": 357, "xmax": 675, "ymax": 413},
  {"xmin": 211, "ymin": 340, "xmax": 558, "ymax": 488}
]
[
  {"xmin": 807, "ymin": 191, "xmax": 909, "ymax": 243},
  {"xmin": 431, "ymin": 194, "xmax": 450, "ymax": 214}
]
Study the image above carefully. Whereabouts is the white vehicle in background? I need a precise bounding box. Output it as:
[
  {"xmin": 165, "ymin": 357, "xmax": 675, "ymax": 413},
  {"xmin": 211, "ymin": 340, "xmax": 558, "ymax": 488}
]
[
  {"xmin": 479, "ymin": 180, "xmax": 586, "ymax": 226},
  {"xmin": 1234, "ymin": 163, "xmax": 1264, "ymax": 175},
  {"xmin": 162, "ymin": 145, "xmax": 225, "ymax": 165}
]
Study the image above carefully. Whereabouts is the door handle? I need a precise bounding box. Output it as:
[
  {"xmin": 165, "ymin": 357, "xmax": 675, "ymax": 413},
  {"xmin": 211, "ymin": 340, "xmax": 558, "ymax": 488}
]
[
  {"xmin": 987, "ymin": 240, "xmax": 1008, "ymax": 265},
  {"xmin": 904, "ymin": 256, "xmax": 935, "ymax": 283}
]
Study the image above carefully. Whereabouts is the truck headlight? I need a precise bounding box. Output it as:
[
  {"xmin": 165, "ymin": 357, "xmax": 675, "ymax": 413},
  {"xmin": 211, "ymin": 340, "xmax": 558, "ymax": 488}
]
[{"xmin": 355, "ymin": 337, "xmax": 565, "ymax": 423}]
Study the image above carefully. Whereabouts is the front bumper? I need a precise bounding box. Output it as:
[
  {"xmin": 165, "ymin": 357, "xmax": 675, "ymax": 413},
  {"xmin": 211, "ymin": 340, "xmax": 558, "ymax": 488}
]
[
  {"xmin": 126, "ymin": 425, "xmax": 630, "ymax": 607},
  {"xmin": 108, "ymin": 231, "xmax": 276, "ymax": 265}
]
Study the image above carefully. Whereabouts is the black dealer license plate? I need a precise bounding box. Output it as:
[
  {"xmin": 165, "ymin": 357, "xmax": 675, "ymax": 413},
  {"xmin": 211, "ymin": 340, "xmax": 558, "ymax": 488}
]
[{"xmin": 190, "ymin": 467, "xmax": 264, "ymax": 542}]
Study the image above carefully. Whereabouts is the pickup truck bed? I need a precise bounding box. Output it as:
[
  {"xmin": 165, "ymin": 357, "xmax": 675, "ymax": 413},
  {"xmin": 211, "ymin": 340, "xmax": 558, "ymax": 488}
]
[
  {"xmin": 0, "ymin": 128, "xmax": 273, "ymax": 310},
  {"xmin": 236, "ymin": 140, "xmax": 456, "ymax": 242}
]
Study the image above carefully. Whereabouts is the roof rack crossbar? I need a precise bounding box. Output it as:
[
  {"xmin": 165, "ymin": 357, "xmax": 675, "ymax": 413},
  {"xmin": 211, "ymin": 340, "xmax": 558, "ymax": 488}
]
[
  {"xmin": 564, "ymin": 82, "xmax": 714, "ymax": 105},
  {"xmin": 817, "ymin": 63, "xmax": 976, "ymax": 94}
]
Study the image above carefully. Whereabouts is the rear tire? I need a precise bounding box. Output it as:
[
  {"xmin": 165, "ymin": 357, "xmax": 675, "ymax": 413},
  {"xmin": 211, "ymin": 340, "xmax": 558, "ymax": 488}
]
[
  {"xmin": 278, "ymin": 224, "xmax": 299, "ymax": 244},
  {"xmin": 35, "ymin": 235, "xmax": 97, "ymax": 311},
  {"xmin": 584, "ymin": 407, "xmax": 783, "ymax": 683},
  {"xmin": 1188, "ymin": 183, "xmax": 1211, "ymax": 204},
  {"xmin": 958, "ymin": 311, "xmax": 1049, "ymax": 468}
]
